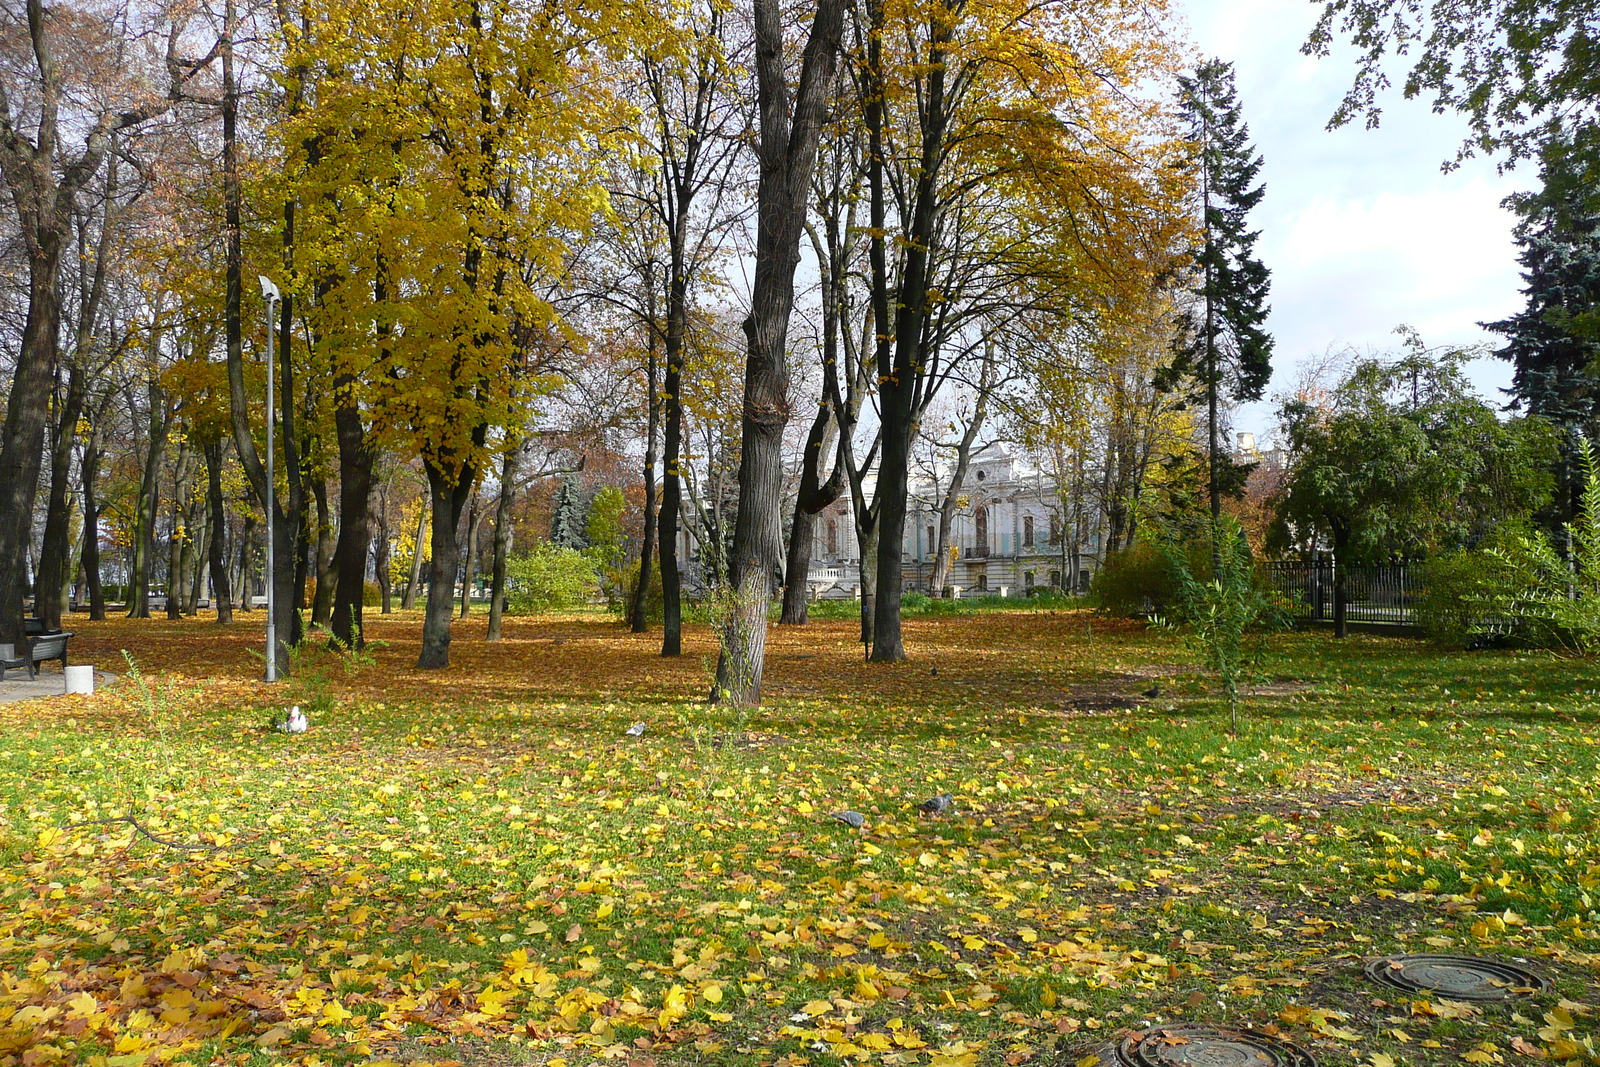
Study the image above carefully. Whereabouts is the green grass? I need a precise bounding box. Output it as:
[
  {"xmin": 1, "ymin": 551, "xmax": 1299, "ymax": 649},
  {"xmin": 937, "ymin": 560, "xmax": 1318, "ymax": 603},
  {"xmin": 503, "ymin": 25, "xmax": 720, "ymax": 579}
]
[{"xmin": 0, "ymin": 610, "xmax": 1597, "ymax": 1066}]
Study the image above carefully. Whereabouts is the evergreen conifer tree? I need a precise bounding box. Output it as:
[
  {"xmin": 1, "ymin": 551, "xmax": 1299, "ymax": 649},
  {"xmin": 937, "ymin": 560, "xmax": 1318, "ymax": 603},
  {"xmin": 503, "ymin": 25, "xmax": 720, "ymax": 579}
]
[
  {"xmin": 550, "ymin": 474, "xmax": 590, "ymax": 551},
  {"xmin": 1485, "ymin": 136, "xmax": 1600, "ymax": 527},
  {"xmin": 1167, "ymin": 59, "xmax": 1273, "ymax": 525}
]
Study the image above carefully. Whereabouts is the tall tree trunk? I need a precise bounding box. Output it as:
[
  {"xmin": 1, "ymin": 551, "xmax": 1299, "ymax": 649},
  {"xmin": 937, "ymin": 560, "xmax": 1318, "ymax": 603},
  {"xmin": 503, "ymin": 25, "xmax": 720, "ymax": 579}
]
[
  {"xmin": 459, "ymin": 489, "xmax": 482, "ymax": 618},
  {"xmin": 870, "ymin": 2, "xmax": 954, "ymax": 663},
  {"xmin": 926, "ymin": 346, "xmax": 995, "ymax": 597},
  {"xmin": 0, "ymin": 247, "xmax": 66, "ymax": 641},
  {"xmin": 165, "ymin": 439, "xmax": 192, "ymax": 619},
  {"xmin": 401, "ymin": 501, "xmax": 426, "ymax": 610},
  {"xmin": 781, "ymin": 506, "xmax": 817, "ymax": 623},
  {"xmin": 35, "ymin": 362, "xmax": 85, "ymax": 630},
  {"xmin": 659, "ymin": 353, "xmax": 685, "ymax": 656},
  {"xmin": 713, "ymin": 0, "xmax": 846, "ymax": 703},
  {"xmin": 309, "ymin": 474, "xmax": 335, "ymax": 627},
  {"xmin": 238, "ymin": 514, "xmax": 255, "ymax": 612},
  {"xmin": 128, "ymin": 383, "xmax": 170, "ymax": 621},
  {"xmin": 371, "ymin": 485, "xmax": 392, "ymax": 614},
  {"xmin": 331, "ymin": 386, "xmax": 373, "ymax": 647},
  {"xmin": 417, "ymin": 462, "xmax": 474, "ymax": 669},
  {"xmin": 184, "ymin": 492, "xmax": 206, "ymax": 615},
  {"xmin": 487, "ymin": 446, "xmax": 517, "ymax": 641},
  {"xmin": 631, "ymin": 345, "xmax": 659, "ymax": 633},
  {"xmin": 204, "ymin": 440, "xmax": 233, "ymax": 624},
  {"xmin": 81, "ymin": 427, "xmax": 105, "ymax": 620},
  {"xmin": 779, "ymin": 401, "xmax": 841, "ymax": 624},
  {"xmin": 857, "ymin": 524, "xmax": 878, "ymax": 648}
]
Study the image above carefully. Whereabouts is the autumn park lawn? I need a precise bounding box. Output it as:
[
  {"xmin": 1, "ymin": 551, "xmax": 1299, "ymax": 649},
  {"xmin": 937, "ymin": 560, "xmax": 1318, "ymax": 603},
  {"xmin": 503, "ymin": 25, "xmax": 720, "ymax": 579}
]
[{"xmin": 3, "ymin": 610, "xmax": 1600, "ymax": 1067}]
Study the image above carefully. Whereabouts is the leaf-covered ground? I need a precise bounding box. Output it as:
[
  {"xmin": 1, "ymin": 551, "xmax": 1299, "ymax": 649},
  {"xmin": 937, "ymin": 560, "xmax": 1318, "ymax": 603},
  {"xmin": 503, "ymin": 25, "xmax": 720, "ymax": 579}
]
[{"xmin": 2, "ymin": 608, "xmax": 1599, "ymax": 1067}]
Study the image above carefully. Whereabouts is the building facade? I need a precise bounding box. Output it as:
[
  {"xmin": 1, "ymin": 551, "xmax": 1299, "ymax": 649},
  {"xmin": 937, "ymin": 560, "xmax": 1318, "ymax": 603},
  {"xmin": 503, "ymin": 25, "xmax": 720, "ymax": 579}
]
[{"xmin": 805, "ymin": 443, "xmax": 1107, "ymax": 600}]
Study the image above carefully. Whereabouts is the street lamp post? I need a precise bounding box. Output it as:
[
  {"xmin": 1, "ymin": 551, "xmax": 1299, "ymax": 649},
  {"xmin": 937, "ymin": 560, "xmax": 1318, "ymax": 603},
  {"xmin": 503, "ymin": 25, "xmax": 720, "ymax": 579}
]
[{"xmin": 259, "ymin": 275, "xmax": 281, "ymax": 682}]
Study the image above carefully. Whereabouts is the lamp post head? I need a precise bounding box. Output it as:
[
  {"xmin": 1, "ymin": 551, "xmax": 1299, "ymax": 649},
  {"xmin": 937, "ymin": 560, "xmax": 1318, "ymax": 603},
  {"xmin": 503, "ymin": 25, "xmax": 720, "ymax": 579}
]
[{"xmin": 259, "ymin": 275, "xmax": 281, "ymax": 303}]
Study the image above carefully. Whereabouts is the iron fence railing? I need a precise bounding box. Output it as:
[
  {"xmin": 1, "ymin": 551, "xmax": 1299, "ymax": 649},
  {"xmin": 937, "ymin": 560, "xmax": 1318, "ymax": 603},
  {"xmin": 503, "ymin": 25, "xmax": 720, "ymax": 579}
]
[{"xmin": 1264, "ymin": 559, "xmax": 1417, "ymax": 626}]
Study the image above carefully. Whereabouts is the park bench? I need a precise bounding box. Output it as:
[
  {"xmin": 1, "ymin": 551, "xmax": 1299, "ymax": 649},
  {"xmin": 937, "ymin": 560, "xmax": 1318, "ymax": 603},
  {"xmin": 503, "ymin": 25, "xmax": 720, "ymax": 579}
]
[
  {"xmin": 23, "ymin": 617, "xmax": 53, "ymax": 637},
  {"xmin": 0, "ymin": 631, "xmax": 72, "ymax": 680}
]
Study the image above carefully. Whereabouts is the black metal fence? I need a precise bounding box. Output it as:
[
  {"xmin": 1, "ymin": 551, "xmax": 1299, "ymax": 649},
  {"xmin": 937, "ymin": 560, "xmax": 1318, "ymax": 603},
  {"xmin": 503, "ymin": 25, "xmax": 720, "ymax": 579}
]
[{"xmin": 1264, "ymin": 560, "xmax": 1417, "ymax": 626}]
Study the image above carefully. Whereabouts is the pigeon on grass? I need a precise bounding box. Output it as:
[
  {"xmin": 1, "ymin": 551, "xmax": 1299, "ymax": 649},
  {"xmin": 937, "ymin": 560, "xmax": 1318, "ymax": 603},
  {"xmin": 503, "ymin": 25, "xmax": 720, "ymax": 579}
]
[
  {"xmin": 276, "ymin": 706, "xmax": 308, "ymax": 734},
  {"xmin": 625, "ymin": 722, "xmax": 646, "ymax": 737},
  {"xmin": 832, "ymin": 810, "xmax": 866, "ymax": 828},
  {"xmin": 918, "ymin": 793, "xmax": 953, "ymax": 817}
]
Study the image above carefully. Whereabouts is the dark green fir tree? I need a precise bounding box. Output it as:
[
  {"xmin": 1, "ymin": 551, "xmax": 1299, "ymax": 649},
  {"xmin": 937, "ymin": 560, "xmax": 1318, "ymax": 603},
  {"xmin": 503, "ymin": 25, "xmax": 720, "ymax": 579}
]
[
  {"xmin": 550, "ymin": 474, "xmax": 589, "ymax": 551},
  {"xmin": 1166, "ymin": 58, "xmax": 1274, "ymax": 525},
  {"xmin": 1485, "ymin": 135, "xmax": 1600, "ymax": 529}
]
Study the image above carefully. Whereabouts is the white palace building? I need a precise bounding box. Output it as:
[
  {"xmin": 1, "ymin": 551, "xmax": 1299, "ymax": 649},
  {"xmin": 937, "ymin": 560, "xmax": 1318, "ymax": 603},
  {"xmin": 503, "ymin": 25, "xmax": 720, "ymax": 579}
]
[{"xmin": 804, "ymin": 442, "xmax": 1105, "ymax": 600}]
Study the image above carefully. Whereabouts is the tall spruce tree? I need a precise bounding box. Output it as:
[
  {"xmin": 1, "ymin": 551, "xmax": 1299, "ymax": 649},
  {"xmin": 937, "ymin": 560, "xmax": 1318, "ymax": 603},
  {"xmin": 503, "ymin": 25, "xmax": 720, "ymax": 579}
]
[
  {"xmin": 1485, "ymin": 136, "xmax": 1600, "ymax": 529},
  {"xmin": 1170, "ymin": 59, "xmax": 1273, "ymax": 525},
  {"xmin": 550, "ymin": 475, "xmax": 590, "ymax": 551}
]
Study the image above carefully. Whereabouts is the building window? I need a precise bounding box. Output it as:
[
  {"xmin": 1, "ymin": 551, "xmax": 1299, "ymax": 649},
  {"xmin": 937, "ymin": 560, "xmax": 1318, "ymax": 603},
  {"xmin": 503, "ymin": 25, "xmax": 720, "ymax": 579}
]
[
  {"xmin": 1048, "ymin": 513, "xmax": 1060, "ymax": 545},
  {"xmin": 976, "ymin": 469, "xmax": 986, "ymax": 481},
  {"xmin": 974, "ymin": 507, "xmax": 988, "ymax": 554},
  {"xmin": 827, "ymin": 519, "xmax": 838, "ymax": 555},
  {"xmin": 1024, "ymin": 570, "xmax": 1035, "ymax": 588},
  {"xmin": 976, "ymin": 573, "xmax": 988, "ymax": 591},
  {"xmin": 1049, "ymin": 569, "xmax": 1061, "ymax": 588},
  {"xmin": 927, "ymin": 525, "xmax": 936, "ymax": 559},
  {"xmin": 1023, "ymin": 515, "xmax": 1034, "ymax": 547}
]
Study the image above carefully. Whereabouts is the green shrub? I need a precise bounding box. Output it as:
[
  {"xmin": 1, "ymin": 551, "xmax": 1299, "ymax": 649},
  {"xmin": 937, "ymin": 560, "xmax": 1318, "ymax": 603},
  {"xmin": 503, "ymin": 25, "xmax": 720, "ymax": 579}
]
[
  {"xmin": 1416, "ymin": 537, "xmax": 1521, "ymax": 648},
  {"xmin": 505, "ymin": 542, "xmax": 600, "ymax": 614},
  {"xmin": 610, "ymin": 558, "xmax": 664, "ymax": 621},
  {"xmin": 1092, "ymin": 540, "xmax": 1181, "ymax": 617},
  {"xmin": 1160, "ymin": 520, "xmax": 1289, "ymax": 729},
  {"xmin": 1478, "ymin": 440, "xmax": 1600, "ymax": 655}
]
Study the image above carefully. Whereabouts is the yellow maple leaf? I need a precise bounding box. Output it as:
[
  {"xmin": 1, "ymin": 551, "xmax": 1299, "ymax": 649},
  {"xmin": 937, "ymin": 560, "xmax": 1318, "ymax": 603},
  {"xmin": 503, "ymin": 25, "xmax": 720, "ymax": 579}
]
[{"xmin": 930, "ymin": 1042, "xmax": 981, "ymax": 1067}]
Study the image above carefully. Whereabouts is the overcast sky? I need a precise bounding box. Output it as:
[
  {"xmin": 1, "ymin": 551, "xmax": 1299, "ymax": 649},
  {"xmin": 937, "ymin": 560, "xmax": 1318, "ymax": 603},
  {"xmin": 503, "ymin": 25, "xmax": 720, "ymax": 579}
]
[{"xmin": 1179, "ymin": 0, "xmax": 1536, "ymax": 441}]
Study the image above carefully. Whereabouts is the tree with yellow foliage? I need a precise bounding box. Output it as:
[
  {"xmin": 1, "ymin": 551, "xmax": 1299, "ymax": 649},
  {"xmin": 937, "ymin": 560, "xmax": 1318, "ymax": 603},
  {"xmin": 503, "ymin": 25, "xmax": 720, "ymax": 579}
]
[
  {"xmin": 271, "ymin": 0, "xmax": 642, "ymax": 667},
  {"xmin": 858, "ymin": 0, "xmax": 1192, "ymax": 661}
]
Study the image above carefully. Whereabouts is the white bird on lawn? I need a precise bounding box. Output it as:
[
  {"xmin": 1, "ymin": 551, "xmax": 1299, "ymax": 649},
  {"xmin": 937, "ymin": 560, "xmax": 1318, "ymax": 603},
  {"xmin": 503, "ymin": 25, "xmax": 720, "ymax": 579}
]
[
  {"xmin": 278, "ymin": 706, "xmax": 308, "ymax": 733},
  {"xmin": 625, "ymin": 722, "xmax": 646, "ymax": 737}
]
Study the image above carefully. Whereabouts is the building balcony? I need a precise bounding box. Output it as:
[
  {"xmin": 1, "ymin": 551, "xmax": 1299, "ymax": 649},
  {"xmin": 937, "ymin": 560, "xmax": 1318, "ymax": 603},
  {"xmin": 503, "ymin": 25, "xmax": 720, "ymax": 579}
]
[{"xmin": 964, "ymin": 545, "xmax": 990, "ymax": 559}]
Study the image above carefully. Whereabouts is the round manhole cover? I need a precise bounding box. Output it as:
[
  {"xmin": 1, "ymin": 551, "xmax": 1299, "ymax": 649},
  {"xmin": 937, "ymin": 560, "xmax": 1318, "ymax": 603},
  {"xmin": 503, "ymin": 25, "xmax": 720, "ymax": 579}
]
[
  {"xmin": 1117, "ymin": 1024, "xmax": 1316, "ymax": 1067},
  {"xmin": 1364, "ymin": 954, "xmax": 1548, "ymax": 1001}
]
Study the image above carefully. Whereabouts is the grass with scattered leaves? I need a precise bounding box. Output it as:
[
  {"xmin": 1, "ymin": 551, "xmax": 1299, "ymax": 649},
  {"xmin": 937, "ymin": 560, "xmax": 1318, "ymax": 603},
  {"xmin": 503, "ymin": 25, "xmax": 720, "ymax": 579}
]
[{"xmin": 1, "ymin": 607, "xmax": 1598, "ymax": 1067}]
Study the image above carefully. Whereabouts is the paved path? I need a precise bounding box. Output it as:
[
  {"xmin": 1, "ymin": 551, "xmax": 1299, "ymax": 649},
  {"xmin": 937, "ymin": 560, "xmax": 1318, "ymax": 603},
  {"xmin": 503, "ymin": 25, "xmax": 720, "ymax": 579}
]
[{"xmin": 0, "ymin": 669, "xmax": 118, "ymax": 703}]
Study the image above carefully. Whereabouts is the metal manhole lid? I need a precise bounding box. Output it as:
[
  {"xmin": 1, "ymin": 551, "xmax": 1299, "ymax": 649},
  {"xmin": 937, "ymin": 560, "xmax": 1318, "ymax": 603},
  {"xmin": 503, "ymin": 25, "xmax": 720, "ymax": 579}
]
[
  {"xmin": 1117, "ymin": 1024, "xmax": 1316, "ymax": 1067},
  {"xmin": 1364, "ymin": 954, "xmax": 1548, "ymax": 1001}
]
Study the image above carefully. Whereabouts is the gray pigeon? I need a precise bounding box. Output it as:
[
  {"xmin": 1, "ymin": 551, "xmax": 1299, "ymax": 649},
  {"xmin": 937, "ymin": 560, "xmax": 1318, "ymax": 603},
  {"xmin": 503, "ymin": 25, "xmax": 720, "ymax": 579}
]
[
  {"xmin": 625, "ymin": 722, "xmax": 646, "ymax": 737},
  {"xmin": 832, "ymin": 810, "xmax": 866, "ymax": 828},
  {"xmin": 918, "ymin": 793, "xmax": 953, "ymax": 816}
]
